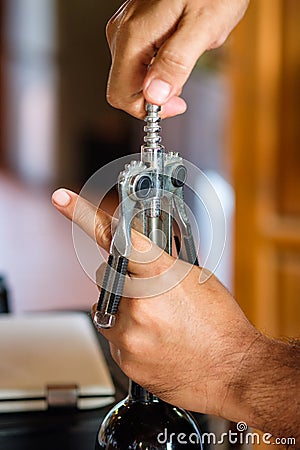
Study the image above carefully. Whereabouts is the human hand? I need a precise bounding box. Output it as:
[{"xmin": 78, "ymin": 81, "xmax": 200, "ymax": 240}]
[
  {"xmin": 106, "ymin": 0, "xmax": 249, "ymax": 119},
  {"xmin": 51, "ymin": 187, "xmax": 260, "ymax": 425}
]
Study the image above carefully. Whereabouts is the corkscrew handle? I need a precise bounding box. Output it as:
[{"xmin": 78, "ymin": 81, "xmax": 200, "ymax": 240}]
[
  {"xmin": 182, "ymin": 237, "xmax": 199, "ymax": 266},
  {"xmin": 94, "ymin": 253, "xmax": 129, "ymax": 329}
]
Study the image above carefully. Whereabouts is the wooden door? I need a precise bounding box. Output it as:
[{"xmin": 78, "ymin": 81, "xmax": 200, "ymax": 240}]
[
  {"xmin": 229, "ymin": 0, "xmax": 300, "ymax": 447},
  {"xmin": 0, "ymin": 0, "xmax": 3, "ymax": 167}
]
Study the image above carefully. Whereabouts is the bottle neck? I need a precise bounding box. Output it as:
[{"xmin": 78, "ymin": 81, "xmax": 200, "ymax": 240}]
[{"xmin": 128, "ymin": 380, "xmax": 157, "ymax": 403}]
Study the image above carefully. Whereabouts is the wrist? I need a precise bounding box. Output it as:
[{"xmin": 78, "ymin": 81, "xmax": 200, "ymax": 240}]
[
  {"xmin": 222, "ymin": 333, "xmax": 300, "ymax": 441},
  {"xmin": 219, "ymin": 330, "xmax": 267, "ymax": 425},
  {"xmin": 205, "ymin": 323, "xmax": 262, "ymax": 421}
]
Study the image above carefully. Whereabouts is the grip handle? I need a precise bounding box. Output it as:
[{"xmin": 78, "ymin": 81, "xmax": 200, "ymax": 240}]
[{"xmin": 93, "ymin": 254, "xmax": 128, "ymax": 329}]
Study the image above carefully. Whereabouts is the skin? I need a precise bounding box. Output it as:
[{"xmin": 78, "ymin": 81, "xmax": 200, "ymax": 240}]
[
  {"xmin": 52, "ymin": 189, "xmax": 299, "ymax": 444},
  {"xmin": 105, "ymin": 0, "xmax": 250, "ymax": 118}
]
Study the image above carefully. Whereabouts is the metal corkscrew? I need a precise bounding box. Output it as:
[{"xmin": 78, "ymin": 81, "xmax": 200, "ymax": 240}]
[{"xmin": 93, "ymin": 103, "xmax": 199, "ymax": 330}]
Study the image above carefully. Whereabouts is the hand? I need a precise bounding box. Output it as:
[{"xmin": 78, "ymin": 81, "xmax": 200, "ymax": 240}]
[
  {"xmin": 51, "ymin": 188, "xmax": 260, "ymax": 423},
  {"xmin": 52, "ymin": 188, "xmax": 300, "ymax": 441},
  {"xmin": 106, "ymin": 0, "xmax": 250, "ymax": 118}
]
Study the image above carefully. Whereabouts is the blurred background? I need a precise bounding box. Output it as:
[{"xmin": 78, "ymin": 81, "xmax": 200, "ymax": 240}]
[
  {"xmin": 0, "ymin": 0, "xmax": 299, "ymax": 347},
  {"xmin": 0, "ymin": 1, "xmax": 299, "ymax": 448}
]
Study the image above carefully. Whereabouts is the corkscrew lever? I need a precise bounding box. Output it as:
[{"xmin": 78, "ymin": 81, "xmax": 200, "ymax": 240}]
[
  {"xmin": 173, "ymin": 189, "xmax": 199, "ymax": 267},
  {"xmin": 93, "ymin": 172, "xmax": 136, "ymax": 329}
]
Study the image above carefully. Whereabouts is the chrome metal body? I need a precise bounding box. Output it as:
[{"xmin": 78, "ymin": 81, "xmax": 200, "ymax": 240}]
[{"xmin": 93, "ymin": 104, "xmax": 198, "ymax": 330}]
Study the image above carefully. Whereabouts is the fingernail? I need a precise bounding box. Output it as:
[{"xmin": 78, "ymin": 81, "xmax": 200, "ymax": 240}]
[
  {"xmin": 52, "ymin": 189, "xmax": 71, "ymax": 207},
  {"xmin": 145, "ymin": 79, "xmax": 172, "ymax": 103}
]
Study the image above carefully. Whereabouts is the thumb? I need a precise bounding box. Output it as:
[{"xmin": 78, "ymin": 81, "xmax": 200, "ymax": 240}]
[
  {"xmin": 141, "ymin": 0, "xmax": 251, "ymax": 107},
  {"xmin": 143, "ymin": 17, "xmax": 214, "ymax": 106}
]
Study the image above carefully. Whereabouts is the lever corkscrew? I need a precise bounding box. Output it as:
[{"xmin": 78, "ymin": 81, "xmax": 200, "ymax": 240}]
[{"xmin": 93, "ymin": 103, "xmax": 198, "ymax": 330}]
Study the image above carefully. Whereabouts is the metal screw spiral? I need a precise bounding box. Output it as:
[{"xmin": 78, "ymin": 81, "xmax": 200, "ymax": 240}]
[{"xmin": 143, "ymin": 103, "xmax": 162, "ymax": 149}]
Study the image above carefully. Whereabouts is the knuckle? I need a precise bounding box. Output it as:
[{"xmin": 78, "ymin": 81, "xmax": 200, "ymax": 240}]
[
  {"xmin": 120, "ymin": 17, "xmax": 138, "ymax": 38},
  {"xmin": 95, "ymin": 219, "xmax": 111, "ymax": 246},
  {"xmin": 119, "ymin": 327, "xmax": 148, "ymax": 357},
  {"xmin": 106, "ymin": 89, "xmax": 137, "ymax": 116},
  {"xmin": 106, "ymin": 90, "xmax": 121, "ymax": 109},
  {"xmin": 105, "ymin": 20, "xmax": 113, "ymax": 43},
  {"xmin": 126, "ymin": 300, "xmax": 149, "ymax": 326},
  {"xmin": 128, "ymin": 101, "xmax": 144, "ymax": 119},
  {"xmin": 106, "ymin": 3, "xmax": 136, "ymax": 45},
  {"xmin": 213, "ymin": 33, "xmax": 228, "ymax": 48},
  {"xmin": 119, "ymin": 330, "xmax": 137, "ymax": 354},
  {"xmin": 105, "ymin": 10, "xmax": 123, "ymax": 42}
]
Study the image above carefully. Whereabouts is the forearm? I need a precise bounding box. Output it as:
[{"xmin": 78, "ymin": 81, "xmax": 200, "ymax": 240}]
[{"xmin": 225, "ymin": 335, "xmax": 300, "ymax": 444}]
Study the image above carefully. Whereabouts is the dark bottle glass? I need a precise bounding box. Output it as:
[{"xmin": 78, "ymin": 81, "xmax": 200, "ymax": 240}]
[
  {"xmin": 0, "ymin": 275, "xmax": 9, "ymax": 313},
  {"xmin": 95, "ymin": 380, "xmax": 202, "ymax": 449}
]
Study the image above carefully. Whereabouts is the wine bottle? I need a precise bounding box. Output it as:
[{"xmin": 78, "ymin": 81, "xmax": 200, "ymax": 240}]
[
  {"xmin": 0, "ymin": 275, "xmax": 9, "ymax": 313},
  {"xmin": 95, "ymin": 380, "xmax": 202, "ymax": 449}
]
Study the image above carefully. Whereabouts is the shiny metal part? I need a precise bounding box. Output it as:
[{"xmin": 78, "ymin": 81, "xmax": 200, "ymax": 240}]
[
  {"xmin": 143, "ymin": 103, "xmax": 163, "ymax": 150},
  {"xmin": 94, "ymin": 103, "xmax": 199, "ymax": 330},
  {"xmin": 47, "ymin": 384, "xmax": 78, "ymax": 408},
  {"xmin": 94, "ymin": 310, "xmax": 115, "ymax": 329}
]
